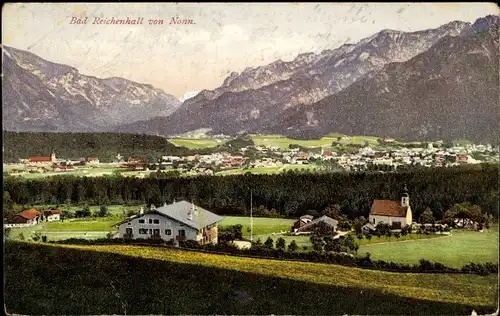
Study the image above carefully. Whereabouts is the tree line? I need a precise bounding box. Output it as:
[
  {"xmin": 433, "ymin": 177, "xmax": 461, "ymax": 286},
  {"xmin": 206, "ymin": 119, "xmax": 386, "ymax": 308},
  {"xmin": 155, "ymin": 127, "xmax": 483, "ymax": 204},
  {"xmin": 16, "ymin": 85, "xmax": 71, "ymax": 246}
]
[
  {"xmin": 2, "ymin": 131, "xmax": 220, "ymax": 163},
  {"xmin": 3, "ymin": 165, "xmax": 498, "ymax": 221}
]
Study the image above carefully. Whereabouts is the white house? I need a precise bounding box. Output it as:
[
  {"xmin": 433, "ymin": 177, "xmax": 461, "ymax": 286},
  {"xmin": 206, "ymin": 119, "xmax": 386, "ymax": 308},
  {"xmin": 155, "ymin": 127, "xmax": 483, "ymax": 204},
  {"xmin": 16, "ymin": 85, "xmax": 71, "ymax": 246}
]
[
  {"xmin": 43, "ymin": 210, "xmax": 62, "ymax": 222},
  {"xmin": 116, "ymin": 201, "xmax": 223, "ymax": 245},
  {"xmin": 369, "ymin": 185, "xmax": 413, "ymax": 229}
]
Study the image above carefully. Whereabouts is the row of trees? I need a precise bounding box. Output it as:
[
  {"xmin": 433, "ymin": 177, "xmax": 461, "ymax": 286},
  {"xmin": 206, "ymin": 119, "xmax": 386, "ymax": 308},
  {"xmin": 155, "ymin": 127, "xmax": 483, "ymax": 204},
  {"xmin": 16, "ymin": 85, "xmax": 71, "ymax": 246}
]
[{"xmin": 3, "ymin": 166, "xmax": 498, "ymax": 220}]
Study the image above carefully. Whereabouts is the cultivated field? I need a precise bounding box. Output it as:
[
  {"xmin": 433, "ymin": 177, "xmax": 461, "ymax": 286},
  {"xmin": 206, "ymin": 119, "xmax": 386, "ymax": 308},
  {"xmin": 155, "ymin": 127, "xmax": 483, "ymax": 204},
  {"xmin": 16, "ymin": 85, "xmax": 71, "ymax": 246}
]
[
  {"xmin": 4, "ymin": 241, "xmax": 497, "ymax": 315},
  {"xmin": 358, "ymin": 228, "xmax": 499, "ymax": 268}
]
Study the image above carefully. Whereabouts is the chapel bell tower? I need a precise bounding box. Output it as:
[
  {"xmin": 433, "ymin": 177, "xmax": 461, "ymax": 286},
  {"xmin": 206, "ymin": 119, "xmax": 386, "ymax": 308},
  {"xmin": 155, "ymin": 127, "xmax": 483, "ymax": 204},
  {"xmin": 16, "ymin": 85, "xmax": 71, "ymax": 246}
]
[{"xmin": 401, "ymin": 184, "xmax": 410, "ymax": 208}]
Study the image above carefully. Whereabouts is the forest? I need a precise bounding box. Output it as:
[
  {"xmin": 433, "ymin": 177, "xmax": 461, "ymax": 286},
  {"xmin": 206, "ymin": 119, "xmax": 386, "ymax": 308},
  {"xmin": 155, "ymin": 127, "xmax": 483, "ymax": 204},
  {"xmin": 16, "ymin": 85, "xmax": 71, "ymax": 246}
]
[
  {"xmin": 2, "ymin": 131, "xmax": 218, "ymax": 162},
  {"xmin": 3, "ymin": 165, "xmax": 498, "ymax": 220}
]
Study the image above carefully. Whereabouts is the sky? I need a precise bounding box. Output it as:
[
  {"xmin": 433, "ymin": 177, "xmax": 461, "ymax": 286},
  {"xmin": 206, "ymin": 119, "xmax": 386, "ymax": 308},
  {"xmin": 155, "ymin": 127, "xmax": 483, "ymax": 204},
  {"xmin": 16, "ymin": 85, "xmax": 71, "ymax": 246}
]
[{"xmin": 2, "ymin": 3, "xmax": 498, "ymax": 98}]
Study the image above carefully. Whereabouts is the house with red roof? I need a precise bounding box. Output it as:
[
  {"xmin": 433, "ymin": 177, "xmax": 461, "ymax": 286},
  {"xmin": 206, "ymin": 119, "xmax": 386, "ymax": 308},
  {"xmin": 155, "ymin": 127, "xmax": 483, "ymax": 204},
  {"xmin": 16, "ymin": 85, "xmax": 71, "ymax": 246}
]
[
  {"xmin": 28, "ymin": 151, "xmax": 56, "ymax": 165},
  {"xmin": 5, "ymin": 209, "xmax": 42, "ymax": 227},
  {"xmin": 368, "ymin": 185, "xmax": 413, "ymax": 229}
]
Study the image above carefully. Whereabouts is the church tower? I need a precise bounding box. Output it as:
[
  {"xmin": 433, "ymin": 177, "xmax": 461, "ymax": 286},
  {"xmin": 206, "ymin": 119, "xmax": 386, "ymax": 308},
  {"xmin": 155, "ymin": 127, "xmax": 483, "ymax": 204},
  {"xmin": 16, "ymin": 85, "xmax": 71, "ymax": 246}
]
[{"xmin": 401, "ymin": 184, "xmax": 410, "ymax": 208}]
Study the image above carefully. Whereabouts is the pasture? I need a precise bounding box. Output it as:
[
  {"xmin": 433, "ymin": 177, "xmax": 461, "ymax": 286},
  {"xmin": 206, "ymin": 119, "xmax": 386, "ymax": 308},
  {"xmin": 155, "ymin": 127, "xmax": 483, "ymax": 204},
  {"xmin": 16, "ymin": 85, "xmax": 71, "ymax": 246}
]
[
  {"xmin": 4, "ymin": 241, "xmax": 497, "ymax": 315},
  {"xmin": 358, "ymin": 228, "xmax": 499, "ymax": 268},
  {"xmin": 250, "ymin": 134, "xmax": 382, "ymax": 149},
  {"xmin": 168, "ymin": 137, "xmax": 224, "ymax": 149},
  {"xmin": 219, "ymin": 216, "xmax": 295, "ymax": 237},
  {"xmin": 216, "ymin": 163, "xmax": 320, "ymax": 176}
]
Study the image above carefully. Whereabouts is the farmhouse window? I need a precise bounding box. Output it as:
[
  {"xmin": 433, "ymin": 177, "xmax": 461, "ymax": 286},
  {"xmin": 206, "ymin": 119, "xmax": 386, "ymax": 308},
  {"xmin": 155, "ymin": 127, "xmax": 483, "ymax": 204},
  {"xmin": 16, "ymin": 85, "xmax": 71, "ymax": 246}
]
[
  {"xmin": 153, "ymin": 219, "xmax": 160, "ymax": 224},
  {"xmin": 149, "ymin": 229, "xmax": 152, "ymax": 234},
  {"xmin": 139, "ymin": 228, "xmax": 148, "ymax": 234},
  {"xmin": 149, "ymin": 219, "xmax": 153, "ymax": 224},
  {"xmin": 165, "ymin": 229, "xmax": 172, "ymax": 235},
  {"xmin": 178, "ymin": 229, "xmax": 186, "ymax": 236},
  {"xmin": 139, "ymin": 219, "xmax": 145, "ymax": 224}
]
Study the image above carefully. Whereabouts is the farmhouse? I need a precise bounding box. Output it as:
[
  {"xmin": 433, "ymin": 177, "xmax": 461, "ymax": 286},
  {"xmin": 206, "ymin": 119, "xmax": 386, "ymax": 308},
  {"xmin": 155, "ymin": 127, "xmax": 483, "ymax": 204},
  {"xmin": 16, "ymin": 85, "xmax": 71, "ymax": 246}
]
[
  {"xmin": 5, "ymin": 209, "xmax": 41, "ymax": 227},
  {"xmin": 86, "ymin": 157, "xmax": 100, "ymax": 164},
  {"xmin": 295, "ymin": 215, "xmax": 338, "ymax": 234},
  {"xmin": 42, "ymin": 210, "xmax": 62, "ymax": 222},
  {"xmin": 28, "ymin": 151, "xmax": 56, "ymax": 165},
  {"xmin": 116, "ymin": 201, "xmax": 223, "ymax": 245},
  {"xmin": 292, "ymin": 214, "xmax": 314, "ymax": 231},
  {"xmin": 369, "ymin": 185, "xmax": 413, "ymax": 228}
]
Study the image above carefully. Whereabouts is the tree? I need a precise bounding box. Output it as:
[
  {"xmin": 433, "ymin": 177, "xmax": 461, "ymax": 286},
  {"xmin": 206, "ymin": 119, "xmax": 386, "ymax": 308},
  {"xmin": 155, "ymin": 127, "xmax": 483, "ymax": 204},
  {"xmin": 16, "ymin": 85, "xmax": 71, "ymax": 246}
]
[
  {"xmin": 276, "ymin": 237, "xmax": 286, "ymax": 251},
  {"xmin": 98, "ymin": 205, "xmax": 109, "ymax": 217},
  {"xmin": 41, "ymin": 235, "xmax": 48, "ymax": 242},
  {"xmin": 419, "ymin": 207, "xmax": 435, "ymax": 224},
  {"xmin": 323, "ymin": 204, "xmax": 341, "ymax": 219},
  {"xmin": 4, "ymin": 228, "xmax": 12, "ymax": 240},
  {"xmin": 264, "ymin": 237, "xmax": 274, "ymax": 249},
  {"xmin": 288, "ymin": 240, "xmax": 298, "ymax": 252},
  {"xmin": 127, "ymin": 209, "xmax": 138, "ymax": 217},
  {"xmin": 365, "ymin": 233, "xmax": 372, "ymax": 242},
  {"xmin": 305, "ymin": 209, "xmax": 319, "ymax": 218},
  {"xmin": 32, "ymin": 231, "xmax": 42, "ymax": 242}
]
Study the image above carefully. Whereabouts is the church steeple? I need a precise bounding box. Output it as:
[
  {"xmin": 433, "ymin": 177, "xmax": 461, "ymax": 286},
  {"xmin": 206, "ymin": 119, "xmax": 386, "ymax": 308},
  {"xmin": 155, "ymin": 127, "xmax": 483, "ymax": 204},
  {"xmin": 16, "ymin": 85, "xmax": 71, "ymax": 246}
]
[{"xmin": 401, "ymin": 184, "xmax": 409, "ymax": 208}]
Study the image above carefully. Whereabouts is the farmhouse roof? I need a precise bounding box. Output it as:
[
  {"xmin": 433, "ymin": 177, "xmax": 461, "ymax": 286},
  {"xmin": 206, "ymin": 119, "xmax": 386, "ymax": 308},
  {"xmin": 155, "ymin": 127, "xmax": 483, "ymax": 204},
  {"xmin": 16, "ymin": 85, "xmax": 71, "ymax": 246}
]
[
  {"xmin": 43, "ymin": 210, "xmax": 62, "ymax": 215},
  {"xmin": 300, "ymin": 215, "xmax": 314, "ymax": 220},
  {"xmin": 29, "ymin": 156, "xmax": 52, "ymax": 162},
  {"xmin": 116, "ymin": 201, "xmax": 223, "ymax": 231},
  {"xmin": 298, "ymin": 215, "xmax": 338, "ymax": 232},
  {"xmin": 18, "ymin": 209, "xmax": 41, "ymax": 220},
  {"xmin": 370, "ymin": 200, "xmax": 408, "ymax": 217}
]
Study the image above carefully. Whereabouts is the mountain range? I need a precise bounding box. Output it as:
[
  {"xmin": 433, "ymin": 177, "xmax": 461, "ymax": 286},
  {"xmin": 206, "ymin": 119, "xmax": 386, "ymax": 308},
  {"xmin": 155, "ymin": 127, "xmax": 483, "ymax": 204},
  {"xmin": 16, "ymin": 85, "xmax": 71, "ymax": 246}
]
[
  {"xmin": 2, "ymin": 15, "xmax": 499, "ymax": 142},
  {"xmin": 2, "ymin": 46, "xmax": 181, "ymax": 132}
]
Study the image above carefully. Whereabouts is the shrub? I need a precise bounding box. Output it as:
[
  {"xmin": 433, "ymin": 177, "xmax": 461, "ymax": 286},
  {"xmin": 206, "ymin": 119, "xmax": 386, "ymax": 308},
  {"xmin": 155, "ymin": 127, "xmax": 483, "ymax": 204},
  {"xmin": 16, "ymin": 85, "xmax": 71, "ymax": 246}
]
[
  {"xmin": 98, "ymin": 205, "xmax": 109, "ymax": 217},
  {"xmin": 263, "ymin": 237, "xmax": 274, "ymax": 249},
  {"xmin": 41, "ymin": 235, "xmax": 48, "ymax": 242},
  {"xmin": 4, "ymin": 228, "xmax": 11, "ymax": 240},
  {"xmin": 288, "ymin": 240, "xmax": 298, "ymax": 252},
  {"xmin": 180, "ymin": 240, "xmax": 200, "ymax": 249},
  {"xmin": 276, "ymin": 237, "xmax": 286, "ymax": 251},
  {"xmin": 165, "ymin": 238, "xmax": 175, "ymax": 246}
]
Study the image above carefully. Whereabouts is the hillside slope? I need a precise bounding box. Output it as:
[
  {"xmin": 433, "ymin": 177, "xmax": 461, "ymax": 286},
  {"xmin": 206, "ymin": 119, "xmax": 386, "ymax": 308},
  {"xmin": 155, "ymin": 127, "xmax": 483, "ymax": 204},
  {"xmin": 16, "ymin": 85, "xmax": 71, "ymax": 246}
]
[{"xmin": 5, "ymin": 242, "xmax": 498, "ymax": 315}]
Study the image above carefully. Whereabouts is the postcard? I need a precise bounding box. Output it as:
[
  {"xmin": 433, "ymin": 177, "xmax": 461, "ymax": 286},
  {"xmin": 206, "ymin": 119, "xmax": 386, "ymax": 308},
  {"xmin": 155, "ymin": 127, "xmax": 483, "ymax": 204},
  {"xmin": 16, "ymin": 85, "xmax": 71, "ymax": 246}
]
[{"xmin": 2, "ymin": 3, "xmax": 499, "ymax": 315}]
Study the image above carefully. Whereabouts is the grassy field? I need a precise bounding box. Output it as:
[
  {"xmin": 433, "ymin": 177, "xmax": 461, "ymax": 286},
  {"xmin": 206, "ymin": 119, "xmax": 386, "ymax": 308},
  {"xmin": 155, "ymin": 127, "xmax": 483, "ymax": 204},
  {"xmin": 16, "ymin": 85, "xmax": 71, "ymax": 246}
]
[
  {"xmin": 47, "ymin": 218, "xmax": 122, "ymax": 231},
  {"xmin": 220, "ymin": 216, "xmax": 295, "ymax": 237},
  {"xmin": 168, "ymin": 138, "xmax": 225, "ymax": 149},
  {"xmin": 6, "ymin": 204, "xmax": 139, "ymax": 241},
  {"xmin": 5, "ymin": 241, "xmax": 497, "ymax": 315},
  {"xmin": 355, "ymin": 233, "xmax": 444, "ymax": 245},
  {"xmin": 251, "ymin": 134, "xmax": 382, "ymax": 149},
  {"xmin": 359, "ymin": 229, "xmax": 499, "ymax": 268},
  {"xmin": 216, "ymin": 164, "xmax": 321, "ymax": 176},
  {"xmin": 5, "ymin": 163, "xmax": 156, "ymax": 179}
]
